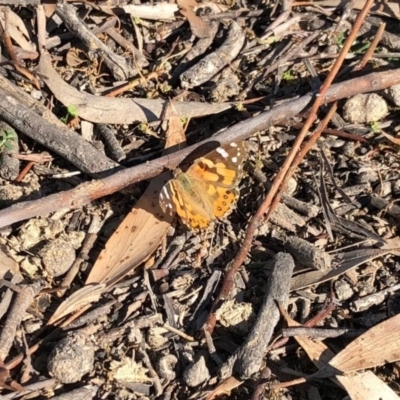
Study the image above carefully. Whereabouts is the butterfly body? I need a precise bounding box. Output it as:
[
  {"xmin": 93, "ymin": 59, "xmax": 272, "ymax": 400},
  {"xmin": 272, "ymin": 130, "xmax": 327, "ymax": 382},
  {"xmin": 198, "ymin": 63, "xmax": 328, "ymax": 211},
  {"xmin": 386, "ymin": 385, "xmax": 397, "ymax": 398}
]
[{"xmin": 160, "ymin": 142, "xmax": 246, "ymax": 230}]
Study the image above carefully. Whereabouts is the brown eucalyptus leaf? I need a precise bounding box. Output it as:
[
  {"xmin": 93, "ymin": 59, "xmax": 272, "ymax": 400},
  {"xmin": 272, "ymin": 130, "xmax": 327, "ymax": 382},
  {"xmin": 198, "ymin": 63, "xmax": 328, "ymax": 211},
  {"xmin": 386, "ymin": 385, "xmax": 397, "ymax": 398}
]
[
  {"xmin": 284, "ymin": 313, "xmax": 400, "ymax": 400},
  {"xmin": 327, "ymin": 313, "xmax": 400, "ymax": 373},
  {"xmin": 86, "ymin": 103, "xmax": 185, "ymax": 287}
]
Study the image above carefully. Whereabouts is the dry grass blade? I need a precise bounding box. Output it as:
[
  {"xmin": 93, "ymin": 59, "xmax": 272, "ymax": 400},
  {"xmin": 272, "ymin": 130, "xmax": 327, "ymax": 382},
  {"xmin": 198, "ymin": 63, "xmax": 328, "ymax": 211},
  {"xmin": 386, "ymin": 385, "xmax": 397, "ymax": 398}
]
[
  {"xmin": 381, "ymin": 130, "xmax": 400, "ymax": 145},
  {"xmin": 47, "ymin": 283, "xmax": 105, "ymax": 326},
  {"xmin": 86, "ymin": 104, "xmax": 185, "ymax": 286}
]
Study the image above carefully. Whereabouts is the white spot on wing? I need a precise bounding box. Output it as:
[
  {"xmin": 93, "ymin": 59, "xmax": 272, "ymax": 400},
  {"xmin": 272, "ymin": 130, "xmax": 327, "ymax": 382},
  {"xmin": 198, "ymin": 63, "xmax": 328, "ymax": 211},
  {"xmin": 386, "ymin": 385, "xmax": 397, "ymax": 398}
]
[
  {"xmin": 161, "ymin": 187, "xmax": 170, "ymax": 200},
  {"xmin": 230, "ymin": 143, "xmax": 238, "ymax": 147},
  {"xmin": 216, "ymin": 148, "xmax": 229, "ymax": 158},
  {"xmin": 232, "ymin": 157, "xmax": 238, "ymax": 163}
]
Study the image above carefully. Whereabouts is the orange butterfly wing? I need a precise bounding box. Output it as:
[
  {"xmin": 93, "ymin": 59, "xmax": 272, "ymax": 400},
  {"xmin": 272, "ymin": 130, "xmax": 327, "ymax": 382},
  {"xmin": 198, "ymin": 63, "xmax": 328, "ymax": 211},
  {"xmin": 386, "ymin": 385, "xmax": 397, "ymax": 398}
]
[{"xmin": 159, "ymin": 142, "xmax": 246, "ymax": 230}]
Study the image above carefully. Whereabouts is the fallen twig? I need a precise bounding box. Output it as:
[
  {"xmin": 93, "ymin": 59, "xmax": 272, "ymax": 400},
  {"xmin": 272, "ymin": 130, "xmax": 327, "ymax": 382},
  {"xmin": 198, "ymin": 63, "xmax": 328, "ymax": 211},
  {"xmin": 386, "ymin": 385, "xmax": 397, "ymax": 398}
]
[{"xmin": 0, "ymin": 67, "xmax": 399, "ymax": 229}]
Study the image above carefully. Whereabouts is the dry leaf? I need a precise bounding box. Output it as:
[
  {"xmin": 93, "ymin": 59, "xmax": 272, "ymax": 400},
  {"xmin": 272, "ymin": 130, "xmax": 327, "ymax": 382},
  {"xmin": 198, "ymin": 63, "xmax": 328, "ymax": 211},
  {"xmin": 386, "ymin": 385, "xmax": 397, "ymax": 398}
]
[
  {"xmin": 43, "ymin": 3, "xmax": 57, "ymax": 18},
  {"xmin": 283, "ymin": 312, "xmax": 400, "ymax": 400},
  {"xmin": 86, "ymin": 103, "xmax": 185, "ymax": 286},
  {"xmin": 47, "ymin": 283, "xmax": 105, "ymax": 325},
  {"xmin": 381, "ymin": 131, "xmax": 400, "ymax": 145},
  {"xmin": 291, "ymin": 246, "xmax": 398, "ymax": 290},
  {"xmin": 177, "ymin": 0, "xmax": 211, "ymax": 39},
  {"xmin": 0, "ymin": 358, "xmax": 24, "ymax": 392},
  {"xmin": 206, "ymin": 376, "xmax": 243, "ymax": 400},
  {"xmin": 325, "ymin": 313, "xmax": 400, "ymax": 374},
  {"xmin": 66, "ymin": 48, "xmax": 88, "ymax": 67}
]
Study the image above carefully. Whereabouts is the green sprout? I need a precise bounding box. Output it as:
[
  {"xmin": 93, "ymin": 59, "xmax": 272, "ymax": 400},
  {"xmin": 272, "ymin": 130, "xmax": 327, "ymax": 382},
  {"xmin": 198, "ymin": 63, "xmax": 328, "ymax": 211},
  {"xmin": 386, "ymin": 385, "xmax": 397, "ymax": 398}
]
[
  {"xmin": 336, "ymin": 31, "xmax": 346, "ymax": 47},
  {"xmin": 235, "ymin": 102, "xmax": 245, "ymax": 112},
  {"xmin": 282, "ymin": 69, "xmax": 294, "ymax": 82},
  {"xmin": 60, "ymin": 105, "xmax": 78, "ymax": 123},
  {"xmin": 370, "ymin": 121, "xmax": 380, "ymax": 133},
  {"xmin": 0, "ymin": 129, "xmax": 17, "ymax": 163},
  {"xmin": 353, "ymin": 41, "xmax": 371, "ymax": 54},
  {"xmin": 0, "ymin": 129, "xmax": 17, "ymax": 151}
]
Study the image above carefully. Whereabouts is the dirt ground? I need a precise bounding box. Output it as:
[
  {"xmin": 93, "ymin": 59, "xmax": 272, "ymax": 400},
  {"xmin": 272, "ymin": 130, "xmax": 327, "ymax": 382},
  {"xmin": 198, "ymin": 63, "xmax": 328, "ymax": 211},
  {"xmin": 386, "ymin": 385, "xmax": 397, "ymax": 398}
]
[{"xmin": 0, "ymin": 1, "xmax": 400, "ymax": 399}]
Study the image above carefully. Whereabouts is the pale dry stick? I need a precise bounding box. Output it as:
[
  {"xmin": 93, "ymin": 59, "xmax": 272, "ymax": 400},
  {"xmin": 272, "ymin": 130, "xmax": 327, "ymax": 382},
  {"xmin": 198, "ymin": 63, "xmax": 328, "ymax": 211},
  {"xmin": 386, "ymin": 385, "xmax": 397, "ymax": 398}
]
[
  {"xmin": 353, "ymin": 22, "xmax": 386, "ymax": 71},
  {"xmin": 205, "ymin": 0, "xmax": 374, "ymax": 334},
  {"xmin": 163, "ymin": 323, "xmax": 195, "ymax": 342}
]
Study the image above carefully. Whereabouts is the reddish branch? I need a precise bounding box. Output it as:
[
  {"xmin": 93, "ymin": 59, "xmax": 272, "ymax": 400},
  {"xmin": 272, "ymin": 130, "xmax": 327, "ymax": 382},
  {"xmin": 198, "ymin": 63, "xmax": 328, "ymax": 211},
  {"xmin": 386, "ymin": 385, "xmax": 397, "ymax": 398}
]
[{"xmin": 205, "ymin": 0, "xmax": 375, "ymax": 334}]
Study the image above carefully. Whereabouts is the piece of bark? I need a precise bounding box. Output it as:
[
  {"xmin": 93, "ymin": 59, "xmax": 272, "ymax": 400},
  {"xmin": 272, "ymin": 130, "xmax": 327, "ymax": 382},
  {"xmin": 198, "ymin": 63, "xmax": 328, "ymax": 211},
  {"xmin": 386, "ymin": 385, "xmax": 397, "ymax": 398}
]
[
  {"xmin": 0, "ymin": 92, "xmax": 118, "ymax": 176},
  {"xmin": 96, "ymin": 124, "xmax": 126, "ymax": 161},
  {"xmin": 221, "ymin": 253, "xmax": 295, "ymax": 379},
  {"xmin": 285, "ymin": 236, "xmax": 331, "ymax": 270},
  {"xmin": 351, "ymin": 283, "xmax": 400, "ymax": 312},
  {"xmin": 180, "ymin": 21, "xmax": 246, "ymax": 89},
  {"xmin": 56, "ymin": 3, "xmax": 137, "ymax": 80},
  {"xmin": 269, "ymin": 203, "xmax": 306, "ymax": 232},
  {"xmin": 281, "ymin": 195, "xmax": 319, "ymax": 218},
  {"xmin": 0, "ymin": 73, "xmax": 64, "ymax": 128}
]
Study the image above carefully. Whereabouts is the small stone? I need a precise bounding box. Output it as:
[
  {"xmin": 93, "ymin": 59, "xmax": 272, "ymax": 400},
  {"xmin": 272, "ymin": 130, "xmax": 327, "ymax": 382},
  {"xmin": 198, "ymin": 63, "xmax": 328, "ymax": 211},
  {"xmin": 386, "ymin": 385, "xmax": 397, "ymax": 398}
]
[
  {"xmin": 384, "ymin": 84, "xmax": 400, "ymax": 106},
  {"xmin": 47, "ymin": 332, "xmax": 95, "ymax": 384},
  {"xmin": 39, "ymin": 238, "xmax": 75, "ymax": 277},
  {"xmin": 183, "ymin": 353, "xmax": 210, "ymax": 387},
  {"xmin": 30, "ymin": 90, "xmax": 42, "ymax": 100},
  {"xmin": 156, "ymin": 354, "xmax": 178, "ymax": 380},
  {"xmin": 343, "ymin": 93, "xmax": 388, "ymax": 124},
  {"xmin": 334, "ymin": 280, "xmax": 353, "ymax": 301}
]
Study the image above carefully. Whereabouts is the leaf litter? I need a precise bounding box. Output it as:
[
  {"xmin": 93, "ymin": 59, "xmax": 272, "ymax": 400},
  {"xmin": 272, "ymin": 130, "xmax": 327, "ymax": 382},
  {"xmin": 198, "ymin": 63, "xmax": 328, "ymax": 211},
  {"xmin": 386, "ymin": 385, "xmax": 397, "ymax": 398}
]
[{"xmin": 0, "ymin": 1, "xmax": 399, "ymax": 399}]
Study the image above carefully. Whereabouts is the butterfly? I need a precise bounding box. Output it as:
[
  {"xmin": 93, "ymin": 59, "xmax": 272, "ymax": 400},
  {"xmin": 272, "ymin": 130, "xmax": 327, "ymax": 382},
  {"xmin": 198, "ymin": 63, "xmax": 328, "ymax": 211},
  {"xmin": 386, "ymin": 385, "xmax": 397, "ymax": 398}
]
[{"xmin": 159, "ymin": 142, "xmax": 246, "ymax": 230}]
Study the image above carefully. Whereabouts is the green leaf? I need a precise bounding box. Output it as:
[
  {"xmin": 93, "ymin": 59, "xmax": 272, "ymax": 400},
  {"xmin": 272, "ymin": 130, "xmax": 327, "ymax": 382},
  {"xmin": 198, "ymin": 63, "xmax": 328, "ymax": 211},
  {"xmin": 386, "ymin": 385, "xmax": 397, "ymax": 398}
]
[{"xmin": 67, "ymin": 105, "xmax": 78, "ymax": 117}]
